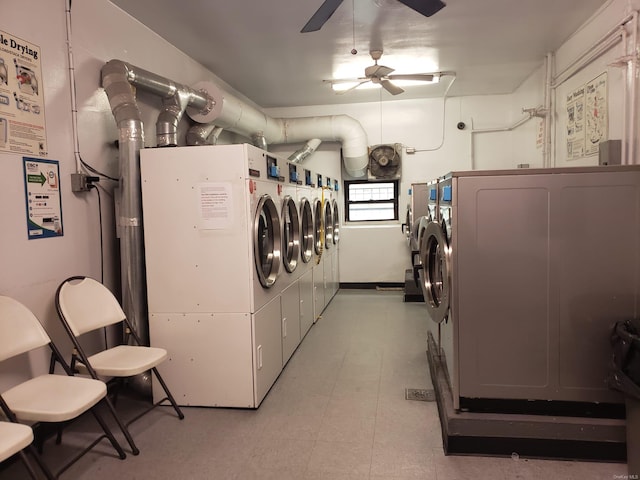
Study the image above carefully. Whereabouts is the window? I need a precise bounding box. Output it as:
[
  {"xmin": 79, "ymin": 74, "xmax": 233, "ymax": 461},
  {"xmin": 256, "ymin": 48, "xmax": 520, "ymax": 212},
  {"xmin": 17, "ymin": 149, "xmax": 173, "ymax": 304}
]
[{"xmin": 344, "ymin": 180, "xmax": 399, "ymax": 222}]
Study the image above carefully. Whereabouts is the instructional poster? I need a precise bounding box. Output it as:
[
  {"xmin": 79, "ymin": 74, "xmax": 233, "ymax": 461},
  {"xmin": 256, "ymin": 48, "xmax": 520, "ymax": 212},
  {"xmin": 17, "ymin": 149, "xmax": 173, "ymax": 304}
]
[
  {"xmin": 0, "ymin": 30, "xmax": 48, "ymax": 157},
  {"xmin": 566, "ymin": 86, "xmax": 585, "ymax": 160},
  {"xmin": 23, "ymin": 157, "xmax": 63, "ymax": 239},
  {"xmin": 585, "ymin": 72, "xmax": 608, "ymax": 156},
  {"xmin": 565, "ymin": 72, "xmax": 608, "ymax": 160}
]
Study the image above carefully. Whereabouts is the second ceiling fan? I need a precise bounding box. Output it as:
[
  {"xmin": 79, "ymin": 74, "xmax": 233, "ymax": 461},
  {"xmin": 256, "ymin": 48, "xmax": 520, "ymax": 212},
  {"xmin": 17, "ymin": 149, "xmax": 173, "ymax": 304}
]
[
  {"xmin": 301, "ymin": 0, "xmax": 446, "ymax": 33},
  {"xmin": 329, "ymin": 50, "xmax": 438, "ymax": 95}
]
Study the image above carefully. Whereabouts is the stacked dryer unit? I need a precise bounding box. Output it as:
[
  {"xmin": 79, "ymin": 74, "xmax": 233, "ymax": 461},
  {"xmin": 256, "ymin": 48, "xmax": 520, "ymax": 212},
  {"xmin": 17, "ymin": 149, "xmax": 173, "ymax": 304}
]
[
  {"xmin": 312, "ymin": 172, "xmax": 326, "ymax": 320},
  {"xmin": 141, "ymin": 143, "xmax": 289, "ymax": 408},
  {"xmin": 297, "ymin": 166, "xmax": 315, "ymax": 337},
  {"xmin": 329, "ymin": 179, "xmax": 341, "ymax": 299},
  {"xmin": 280, "ymin": 161, "xmax": 302, "ymax": 365},
  {"xmin": 322, "ymin": 176, "xmax": 335, "ymax": 306}
]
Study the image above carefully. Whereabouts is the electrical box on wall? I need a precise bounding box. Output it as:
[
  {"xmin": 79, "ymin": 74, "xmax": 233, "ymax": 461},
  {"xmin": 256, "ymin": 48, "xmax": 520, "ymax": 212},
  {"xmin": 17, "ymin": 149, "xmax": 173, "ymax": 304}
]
[{"xmin": 598, "ymin": 140, "xmax": 621, "ymax": 165}]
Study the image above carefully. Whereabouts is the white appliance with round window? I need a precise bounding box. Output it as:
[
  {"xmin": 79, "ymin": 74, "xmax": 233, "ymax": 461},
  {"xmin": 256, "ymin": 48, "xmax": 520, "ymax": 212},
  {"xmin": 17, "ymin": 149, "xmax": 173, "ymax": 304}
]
[{"xmin": 140, "ymin": 143, "xmax": 286, "ymax": 409}]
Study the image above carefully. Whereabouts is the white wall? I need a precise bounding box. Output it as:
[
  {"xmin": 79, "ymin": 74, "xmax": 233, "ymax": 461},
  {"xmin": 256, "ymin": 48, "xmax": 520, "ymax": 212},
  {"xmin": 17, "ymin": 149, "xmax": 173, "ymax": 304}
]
[
  {"xmin": 0, "ymin": 0, "xmax": 257, "ymax": 390},
  {"xmin": 267, "ymin": 89, "xmax": 543, "ymax": 283}
]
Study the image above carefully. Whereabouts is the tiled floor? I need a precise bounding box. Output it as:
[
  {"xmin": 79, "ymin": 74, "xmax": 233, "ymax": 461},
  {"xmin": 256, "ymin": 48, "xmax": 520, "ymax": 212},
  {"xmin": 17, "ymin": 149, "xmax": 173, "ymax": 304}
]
[{"xmin": 1, "ymin": 290, "xmax": 629, "ymax": 479}]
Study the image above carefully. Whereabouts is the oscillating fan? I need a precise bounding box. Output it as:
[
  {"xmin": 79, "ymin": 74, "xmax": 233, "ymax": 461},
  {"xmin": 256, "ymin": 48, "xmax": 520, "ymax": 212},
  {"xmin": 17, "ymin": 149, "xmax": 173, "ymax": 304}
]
[
  {"xmin": 301, "ymin": 0, "xmax": 446, "ymax": 33},
  {"xmin": 368, "ymin": 143, "xmax": 402, "ymax": 180}
]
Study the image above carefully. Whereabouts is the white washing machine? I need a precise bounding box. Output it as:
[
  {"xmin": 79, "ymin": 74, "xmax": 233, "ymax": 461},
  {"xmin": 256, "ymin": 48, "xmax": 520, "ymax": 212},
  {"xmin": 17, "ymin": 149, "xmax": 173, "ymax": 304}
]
[
  {"xmin": 141, "ymin": 143, "xmax": 285, "ymax": 408},
  {"xmin": 312, "ymin": 172, "xmax": 326, "ymax": 320},
  {"xmin": 297, "ymin": 166, "xmax": 315, "ymax": 337},
  {"xmin": 330, "ymin": 188, "xmax": 340, "ymax": 299},
  {"xmin": 280, "ymin": 161, "xmax": 302, "ymax": 365},
  {"xmin": 322, "ymin": 176, "xmax": 334, "ymax": 307}
]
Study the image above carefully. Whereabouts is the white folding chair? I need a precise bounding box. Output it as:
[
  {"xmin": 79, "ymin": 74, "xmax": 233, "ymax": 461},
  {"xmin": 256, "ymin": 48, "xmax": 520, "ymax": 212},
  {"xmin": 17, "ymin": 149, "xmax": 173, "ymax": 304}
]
[
  {"xmin": 0, "ymin": 295, "xmax": 126, "ymax": 479},
  {"xmin": 55, "ymin": 276, "xmax": 184, "ymax": 456},
  {"xmin": 0, "ymin": 421, "xmax": 45, "ymax": 479}
]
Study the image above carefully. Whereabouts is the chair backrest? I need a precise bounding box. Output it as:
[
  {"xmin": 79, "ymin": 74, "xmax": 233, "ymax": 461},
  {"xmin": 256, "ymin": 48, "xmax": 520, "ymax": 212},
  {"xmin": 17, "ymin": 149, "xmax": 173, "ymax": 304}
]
[
  {"xmin": 56, "ymin": 277, "xmax": 126, "ymax": 336},
  {"xmin": 0, "ymin": 296, "xmax": 51, "ymax": 362}
]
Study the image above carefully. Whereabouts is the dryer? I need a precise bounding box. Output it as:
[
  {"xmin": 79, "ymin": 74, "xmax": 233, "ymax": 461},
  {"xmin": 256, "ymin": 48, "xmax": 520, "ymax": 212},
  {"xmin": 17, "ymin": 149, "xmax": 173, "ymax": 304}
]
[
  {"xmin": 141, "ymin": 143, "xmax": 285, "ymax": 408},
  {"xmin": 281, "ymin": 161, "xmax": 302, "ymax": 364},
  {"xmin": 329, "ymin": 179, "xmax": 341, "ymax": 300},
  {"xmin": 297, "ymin": 166, "xmax": 315, "ymax": 337},
  {"xmin": 312, "ymin": 172, "xmax": 326, "ymax": 320},
  {"xmin": 404, "ymin": 182, "xmax": 430, "ymax": 253},
  {"xmin": 419, "ymin": 166, "xmax": 640, "ymax": 412}
]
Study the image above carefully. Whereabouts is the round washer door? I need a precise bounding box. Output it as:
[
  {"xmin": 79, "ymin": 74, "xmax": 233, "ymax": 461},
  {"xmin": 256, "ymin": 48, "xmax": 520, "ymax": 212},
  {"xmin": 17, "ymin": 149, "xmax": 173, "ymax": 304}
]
[
  {"xmin": 299, "ymin": 197, "xmax": 313, "ymax": 263},
  {"xmin": 332, "ymin": 200, "xmax": 339, "ymax": 245},
  {"xmin": 254, "ymin": 194, "xmax": 282, "ymax": 288},
  {"xmin": 323, "ymin": 201, "xmax": 333, "ymax": 249},
  {"xmin": 419, "ymin": 221, "xmax": 451, "ymax": 323},
  {"xmin": 282, "ymin": 196, "xmax": 300, "ymax": 273},
  {"xmin": 313, "ymin": 199, "xmax": 323, "ymax": 255}
]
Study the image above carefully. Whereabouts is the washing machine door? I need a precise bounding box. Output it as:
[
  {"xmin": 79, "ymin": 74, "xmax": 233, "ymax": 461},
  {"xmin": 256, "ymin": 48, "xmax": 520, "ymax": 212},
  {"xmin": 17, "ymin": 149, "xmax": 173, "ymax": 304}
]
[
  {"xmin": 323, "ymin": 201, "xmax": 333, "ymax": 249},
  {"xmin": 300, "ymin": 197, "xmax": 313, "ymax": 263},
  {"xmin": 282, "ymin": 196, "xmax": 300, "ymax": 273},
  {"xmin": 254, "ymin": 194, "xmax": 282, "ymax": 288},
  {"xmin": 332, "ymin": 200, "xmax": 339, "ymax": 245},
  {"xmin": 419, "ymin": 220, "xmax": 451, "ymax": 323},
  {"xmin": 313, "ymin": 199, "xmax": 323, "ymax": 255}
]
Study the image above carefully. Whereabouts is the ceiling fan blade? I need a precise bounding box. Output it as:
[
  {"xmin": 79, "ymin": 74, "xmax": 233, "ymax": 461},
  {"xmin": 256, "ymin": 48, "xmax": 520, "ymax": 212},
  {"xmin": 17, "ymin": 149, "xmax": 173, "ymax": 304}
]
[
  {"xmin": 380, "ymin": 79, "xmax": 404, "ymax": 95},
  {"xmin": 301, "ymin": 0, "xmax": 344, "ymax": 33},
  {"xmin": 336, "ymin": 80, "xmax": 370, "ymax": 94},
  {"xmin": 387, "ymin": 73, "xmax": 435, "ymax": 82},
  {"xmin": 398, "ymin": 0, "xmax": 446, "ymax": 17},
  {"xmin": 365, "ymin": 64, "xmax": 395, "ymax": 78}
]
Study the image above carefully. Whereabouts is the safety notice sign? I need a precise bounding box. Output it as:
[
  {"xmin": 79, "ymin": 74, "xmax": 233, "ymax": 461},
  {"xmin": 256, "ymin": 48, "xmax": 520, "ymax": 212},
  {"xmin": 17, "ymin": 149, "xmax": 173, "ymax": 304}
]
[
  {"xmin": 0, "ymin": 30, "xmax": 47, "ymax": 157},
  {"xmin": 23, "ymin": 157, "xmax": 63, "ymax": 239}
]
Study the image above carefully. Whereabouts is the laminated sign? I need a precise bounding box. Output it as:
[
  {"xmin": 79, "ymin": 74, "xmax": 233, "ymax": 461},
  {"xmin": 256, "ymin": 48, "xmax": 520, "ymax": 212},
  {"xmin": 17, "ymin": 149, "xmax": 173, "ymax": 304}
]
[{"xmin": 0, "ymin": 30, "xmax": 47, "ymax": 157}]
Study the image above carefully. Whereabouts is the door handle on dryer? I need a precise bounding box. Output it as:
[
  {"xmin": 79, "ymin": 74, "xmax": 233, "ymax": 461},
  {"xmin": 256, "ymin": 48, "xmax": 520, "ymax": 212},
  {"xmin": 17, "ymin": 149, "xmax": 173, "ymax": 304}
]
[
  {"xmin": 257, "ymin": 345, "xmax": 263, "ymax": 369},
  {"xmin": 282, "ymin": 317, "xmax": 287, "ymax": 338}
]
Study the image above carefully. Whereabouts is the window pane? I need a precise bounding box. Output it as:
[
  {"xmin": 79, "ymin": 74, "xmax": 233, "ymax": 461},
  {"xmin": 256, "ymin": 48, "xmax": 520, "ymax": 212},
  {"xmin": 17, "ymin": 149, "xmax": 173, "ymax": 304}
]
[
  {"xmin": 348, "ymin": 182, "xmax": 394, "ymax": 202},
  {"xmin": 348, "ymin": 202, "xmax": 395, "ymax": 221}
]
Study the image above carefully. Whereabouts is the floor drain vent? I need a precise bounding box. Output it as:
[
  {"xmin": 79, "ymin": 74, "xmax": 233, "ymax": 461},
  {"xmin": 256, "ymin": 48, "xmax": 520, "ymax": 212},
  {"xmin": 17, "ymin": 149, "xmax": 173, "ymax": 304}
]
[{"xmin": 405, "ymin": 388, "xmax": 435, "ymax": 402}]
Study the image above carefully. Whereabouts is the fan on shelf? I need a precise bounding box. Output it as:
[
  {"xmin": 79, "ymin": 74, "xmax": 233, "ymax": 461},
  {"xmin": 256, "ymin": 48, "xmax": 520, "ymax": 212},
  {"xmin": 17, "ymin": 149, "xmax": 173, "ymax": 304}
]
[
  {"xmin": 301, "ymin": 0, "xmax": 446, "ymax": 33},
  {"xmin": 369, "ymin": 143, "xmax": 402, "ymax": 180},
  {"xmin": 327, "ymin": 50, "xmax": 438, "ymax": 96}
]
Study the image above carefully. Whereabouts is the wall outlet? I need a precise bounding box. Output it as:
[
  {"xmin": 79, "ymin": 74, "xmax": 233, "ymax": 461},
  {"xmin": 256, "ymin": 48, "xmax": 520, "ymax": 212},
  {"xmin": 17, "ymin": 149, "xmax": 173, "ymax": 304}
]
[{"xmin": 71, "ymin": 173, "xmax": 99, "ymax": 192}]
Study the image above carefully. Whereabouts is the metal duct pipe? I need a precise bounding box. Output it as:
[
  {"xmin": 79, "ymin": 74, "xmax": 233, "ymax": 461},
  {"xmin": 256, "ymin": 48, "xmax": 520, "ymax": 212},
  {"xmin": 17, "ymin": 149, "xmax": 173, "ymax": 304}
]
[
  {"xmin": 251, "ymin": 132, "xmax": 268, "ymax": 151},
  {"xmin": 289, "ymin": 138, "xmax": 322, "ymax": 163},
  {"xmin": 186, "ymin": 124, "xmax": 224, "ymax": 146},
  {"xmin": 187, "ymin": 80, "xmax": 369, "ymax": 177},
  {"xmin": 157, "ymin": 90, "xmax": 192, "ymax": 146},
  {"xmin": 101, "ymin": 60, "xmax": 215, "ymax": 349}
]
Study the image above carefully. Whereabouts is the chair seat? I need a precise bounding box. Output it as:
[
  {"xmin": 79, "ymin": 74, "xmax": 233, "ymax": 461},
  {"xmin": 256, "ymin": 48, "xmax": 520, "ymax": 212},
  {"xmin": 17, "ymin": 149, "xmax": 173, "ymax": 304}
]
[
  {"xmin": 2, "ymin": 374, "xmax": 106, "ymax": 423},
  {"xmin": 0, "ymin": 422, "xmax": 33, "ymax": 462},
  {"xmin": 87, "ymin": 345, "xmax": 168, "ymax": 377}
]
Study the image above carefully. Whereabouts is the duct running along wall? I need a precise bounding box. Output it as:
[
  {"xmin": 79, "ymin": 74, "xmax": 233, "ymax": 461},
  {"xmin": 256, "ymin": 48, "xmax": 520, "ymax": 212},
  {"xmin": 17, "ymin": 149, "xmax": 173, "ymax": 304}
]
[{"xmin": 101, "ymin": 60, "xmax": 369, "ymax": 345}]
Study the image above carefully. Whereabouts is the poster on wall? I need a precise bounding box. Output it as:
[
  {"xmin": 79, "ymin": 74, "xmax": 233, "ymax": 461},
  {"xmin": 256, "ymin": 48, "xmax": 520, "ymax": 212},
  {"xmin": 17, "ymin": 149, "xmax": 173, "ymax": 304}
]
[
  {"xmin": 585, "ymin": 72, "xmax": 608, "ymax": 156},
  {"xmin": 566, "ymin": 86, "xmax": 585, "ymax": 160},
  {"xmin": 0, "ymin": 30, "xmax": 48, "ymax": 157},
  {"xmin": 23, "ymin": 157, "xmax": 63, "ymax": 239}
]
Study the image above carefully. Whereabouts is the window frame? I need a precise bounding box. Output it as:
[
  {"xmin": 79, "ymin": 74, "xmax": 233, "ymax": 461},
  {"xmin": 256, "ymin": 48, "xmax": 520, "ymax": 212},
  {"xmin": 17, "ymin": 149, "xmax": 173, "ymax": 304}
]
[{"xmin": 344, "ymin": 179, "xmax": 400, "ymax": 222}]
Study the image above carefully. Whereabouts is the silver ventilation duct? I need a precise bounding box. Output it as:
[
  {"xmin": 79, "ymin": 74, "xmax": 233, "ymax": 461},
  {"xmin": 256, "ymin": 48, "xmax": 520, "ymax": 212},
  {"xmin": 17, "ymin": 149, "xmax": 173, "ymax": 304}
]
[
  {"xmin": 101, "ymin": 60, "xmax": 215, "ymax": 347},
  {"xmin": 186, "ymin": 124, "xmax": 224, "ymax": 146},
  {"xmin": 289, "ymin": 138, "xmax": 322, "ymax": 163},
  {"xmin": 101, "ymin": 59, "xmax": 369, "ymax": 352}
]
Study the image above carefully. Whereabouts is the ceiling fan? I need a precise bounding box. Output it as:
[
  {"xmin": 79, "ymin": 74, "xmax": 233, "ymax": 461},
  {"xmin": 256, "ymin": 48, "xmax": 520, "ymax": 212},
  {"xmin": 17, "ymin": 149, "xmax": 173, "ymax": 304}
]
[
  {"xmin": 301, "ymin": 0, "xmax": 446, "ymax": 33},
  {"xmin": 327, "ymin": 50, "xmax": 438, "ymax": 95}
]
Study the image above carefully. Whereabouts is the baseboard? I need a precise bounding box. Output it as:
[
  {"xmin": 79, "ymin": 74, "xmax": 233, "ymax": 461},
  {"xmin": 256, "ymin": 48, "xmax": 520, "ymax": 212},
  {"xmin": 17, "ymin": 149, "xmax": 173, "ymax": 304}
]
[{"xmin": 339, "ymin": 282, "xmax": 404, "ymax": 289}]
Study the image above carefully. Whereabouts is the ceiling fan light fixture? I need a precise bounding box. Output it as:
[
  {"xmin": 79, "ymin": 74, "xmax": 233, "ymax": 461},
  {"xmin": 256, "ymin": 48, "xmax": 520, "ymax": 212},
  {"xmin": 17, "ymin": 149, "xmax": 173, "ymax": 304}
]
[{"xmin": 329, "ymin": 74, "xmax": 439, "ymax": 93}]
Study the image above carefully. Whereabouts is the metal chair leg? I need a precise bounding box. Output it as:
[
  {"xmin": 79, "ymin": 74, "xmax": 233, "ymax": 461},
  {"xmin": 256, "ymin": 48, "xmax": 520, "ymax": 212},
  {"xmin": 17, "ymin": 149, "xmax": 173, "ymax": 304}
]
[
  {"xmin": 152, "ymin": 367, "xmax": 185, "ymax": 420},
  {"xmin": 90, "ymin": 404, "xmax": 127, "ymax": 460},
  {"xmin": 25, "ymin": 444, "xmax": 55, "ymax": 480},
  {"xmin": 102, "ymin": 395, "xmax": 140, "ymax": 455}
]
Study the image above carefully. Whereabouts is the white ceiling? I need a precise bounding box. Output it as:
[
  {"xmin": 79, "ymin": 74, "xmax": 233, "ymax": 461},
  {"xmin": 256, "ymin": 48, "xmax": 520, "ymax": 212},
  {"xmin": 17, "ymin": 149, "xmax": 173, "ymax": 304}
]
[{"xmin": 110, "ymin": 0, "xmax": 608, "ymax": 108}]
